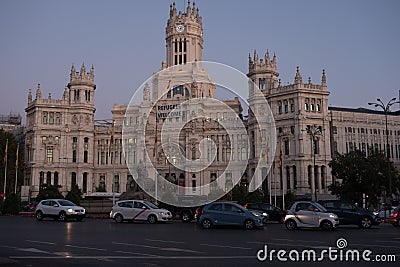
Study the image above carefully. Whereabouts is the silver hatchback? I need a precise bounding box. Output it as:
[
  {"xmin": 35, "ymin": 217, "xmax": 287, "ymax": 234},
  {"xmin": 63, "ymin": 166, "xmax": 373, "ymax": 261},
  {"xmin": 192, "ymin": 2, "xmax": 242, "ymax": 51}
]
[{"xmin": 284, "ymin": 201, "xmax": 339, "ymax": 230}]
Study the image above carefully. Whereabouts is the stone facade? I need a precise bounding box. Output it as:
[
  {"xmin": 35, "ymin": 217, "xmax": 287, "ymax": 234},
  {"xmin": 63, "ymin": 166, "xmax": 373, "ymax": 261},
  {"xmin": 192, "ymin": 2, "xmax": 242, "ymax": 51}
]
[{"xmin": 23, "ymin": 1, "xmax": 400, "ymax": 200}]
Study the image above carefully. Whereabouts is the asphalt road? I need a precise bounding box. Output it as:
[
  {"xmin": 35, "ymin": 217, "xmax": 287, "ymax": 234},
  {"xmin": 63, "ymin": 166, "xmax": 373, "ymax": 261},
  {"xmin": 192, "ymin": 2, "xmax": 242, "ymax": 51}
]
[{"xmin": 0, "ymin": 216, "xmax": 399, "ymax": 267}]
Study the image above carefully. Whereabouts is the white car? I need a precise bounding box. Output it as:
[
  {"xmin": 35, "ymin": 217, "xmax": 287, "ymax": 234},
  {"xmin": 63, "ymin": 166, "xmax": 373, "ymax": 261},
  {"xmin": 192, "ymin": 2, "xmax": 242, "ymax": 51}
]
[
  {"xmin": 35, "ymin": 199, "xmax": 86, "ymax": 221},
  {"xmin": 110, "ymin": 200, "xmax": 172, "ymax": 224},
  {"xmin": 284, "ymin": 201, "xmax": 339, "ymax": 230}
]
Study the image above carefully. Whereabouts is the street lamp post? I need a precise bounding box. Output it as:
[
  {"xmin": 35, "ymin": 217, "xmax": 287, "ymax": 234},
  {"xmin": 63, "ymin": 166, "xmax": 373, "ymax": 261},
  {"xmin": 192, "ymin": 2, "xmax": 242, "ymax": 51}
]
[
  {"xmin": 304, "ymin": 125, "xmax": 322, "ymax": 201},
  {"xmin": 368, "ymin": 97, "xmax": 400, "ymax": 199}
]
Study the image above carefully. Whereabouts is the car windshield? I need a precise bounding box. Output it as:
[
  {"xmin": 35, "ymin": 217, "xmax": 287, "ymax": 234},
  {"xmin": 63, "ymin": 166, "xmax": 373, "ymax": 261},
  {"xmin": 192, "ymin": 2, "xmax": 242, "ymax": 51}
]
[
  {"xmin": 58, "ymin": 200, "xmax": 76, "ymax": 206},
  {"xmin": 313, "ymin": 202, "xmax": 328, "ymax": 212},
  {"xmin": 144, "ymin": 201, "xmax": 159, "ymax": 209}
]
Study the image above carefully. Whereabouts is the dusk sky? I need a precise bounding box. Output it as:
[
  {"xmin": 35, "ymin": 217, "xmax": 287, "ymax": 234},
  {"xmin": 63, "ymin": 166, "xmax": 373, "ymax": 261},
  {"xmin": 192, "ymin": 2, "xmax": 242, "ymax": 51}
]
[{"xmin": 1, "ymin": 0, "xmax": 399, "ymax": 121}]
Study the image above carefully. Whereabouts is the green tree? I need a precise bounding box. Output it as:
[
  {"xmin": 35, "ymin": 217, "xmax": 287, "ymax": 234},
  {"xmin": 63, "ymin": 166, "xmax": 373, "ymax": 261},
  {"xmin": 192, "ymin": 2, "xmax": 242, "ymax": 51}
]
[
  {"xmin": 1, "ymin": 193, "xmax": 21, "ymax": 214},
  {"xmin": 36, "ymin": 184, "xmax": 63, "ymax": 201},
  {"xmin": 0, "ymin": 129, "xmax": 24, "ymax": 197},
  {"xmin": 65, "ymin": 184, "xmax": 83, "ymax": 205},
  {"xmin": 329, "ymin": 149, "xmax": 399, "ymax": 205}
]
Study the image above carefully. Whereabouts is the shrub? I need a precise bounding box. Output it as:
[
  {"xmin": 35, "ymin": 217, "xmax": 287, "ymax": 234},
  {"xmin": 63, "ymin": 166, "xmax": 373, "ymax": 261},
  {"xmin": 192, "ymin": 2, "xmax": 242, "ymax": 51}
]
[{"xmin": 1, "ymin": 193, "xmax": 21, "ymax": 214}]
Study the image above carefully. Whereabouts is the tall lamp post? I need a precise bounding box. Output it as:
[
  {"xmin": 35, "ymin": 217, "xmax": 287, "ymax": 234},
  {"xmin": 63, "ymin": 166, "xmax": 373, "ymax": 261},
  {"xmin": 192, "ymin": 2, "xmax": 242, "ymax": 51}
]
[
  {"xmin": 304, "ymin": 125, "xmax": 322, "ymax": 201},
  {"xmin": 368, "ymin": 97, "xmax": 399, "ymax": 198}
]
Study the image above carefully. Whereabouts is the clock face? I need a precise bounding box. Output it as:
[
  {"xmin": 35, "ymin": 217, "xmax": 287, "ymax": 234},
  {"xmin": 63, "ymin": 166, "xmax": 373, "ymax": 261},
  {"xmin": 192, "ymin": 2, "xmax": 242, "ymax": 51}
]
[{"xmin": 176, "ymin": 25, "xmax": 184, "ymax": 33}]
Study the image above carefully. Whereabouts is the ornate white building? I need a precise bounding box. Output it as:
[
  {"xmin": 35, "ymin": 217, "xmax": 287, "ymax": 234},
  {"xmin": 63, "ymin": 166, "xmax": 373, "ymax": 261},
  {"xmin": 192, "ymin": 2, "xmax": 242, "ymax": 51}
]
[{"xmin": 24, "ymin": 1, "xmax": 400, "ymax": 200}]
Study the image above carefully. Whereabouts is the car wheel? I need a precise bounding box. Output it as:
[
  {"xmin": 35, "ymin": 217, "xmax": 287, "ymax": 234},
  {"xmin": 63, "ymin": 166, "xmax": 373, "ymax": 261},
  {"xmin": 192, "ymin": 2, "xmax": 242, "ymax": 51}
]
[
  {"xmin": 58, "ymin": 211, "xmax": 67, "ymax": 222},
  {"xmin": 285, "ymin": 219, "xmax": 297, "ymax": 230},
  {"xmin": 320, "ymin": 220, "xmax": 333, "ymax": 230},
  {"xmin": 244, "ymin": 219, "xmax": 255, "ymax": 230},
  {"xmin": 360, "ymin": 216, "xmax": 372, "ymax": 229},
  {"xmin": 201, "ymin": 219, "xmax": 212, "ymax": 229},
  {"xmin": 181, "ymin": 212, "xmax": 191, "ymax": 223},
  {"xmin": 35, "ymin": 211, "xmax": 43, "ymax": 221},
  {"xmin": 148, "ymin": 214, "xmax": 157, "ymax": 224},
  {"xmin": 115, "ymin": 214, "xmax": 124, "ymax": 223}
]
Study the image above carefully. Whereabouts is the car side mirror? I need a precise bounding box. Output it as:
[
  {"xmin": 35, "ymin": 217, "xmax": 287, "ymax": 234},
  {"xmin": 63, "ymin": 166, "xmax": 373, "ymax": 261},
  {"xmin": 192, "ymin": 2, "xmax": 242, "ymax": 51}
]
[{"xmin": 53, "ymin": 204, "xmax": 59, "ymax": 207}]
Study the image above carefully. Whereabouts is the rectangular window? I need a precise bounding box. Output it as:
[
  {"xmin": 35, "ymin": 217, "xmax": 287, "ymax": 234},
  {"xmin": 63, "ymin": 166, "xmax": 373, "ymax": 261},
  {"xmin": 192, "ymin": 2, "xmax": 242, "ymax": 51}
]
[
  {"xmin": 114, "ymin": 175, "xmax": 120, "ymax": 193},
  {"xmin": 43, "ymin": 112, "xmax": 48, "ymax": 124},
  {"xmin": 314, "ymin": 140, "xmax": 319, "ymax": 154},
  {"xmin": 101, "ymin": 152, "xmax": 105, "ymax": 165},
  {"xmin": 84, "ymin": 151, "xmax": 88, "ymax": 163},
  {"xmin": 284, "ymin": 140, "xmax": 289, "ymax": 155},
  {"xmin": 285, "ymin": 105, "xmax": 289, "ymax": 113},
  {"xmin": 55, "ymin": 113, "xmax": 61, "ymax": 124},
  {"xmin": 49, "ymin": 113, "xmax": 54, "ymax": 124},
  {"xmin": 47, "ymin": 147, "xmax": 53, "ymax": 162},
  {"xmin": 72, "ymin": 150, "xmax": 77, "ymax": 163},
  {"xmin": 259, "ymin": 78, "xmax": 266, "ymax": 90},
  {"xmin": 290, "ymin": 103, "xmax": 295, "ymax": 112},
  {"xmin": 278, "ymin": 106, "xmax": 283, "ymax": 114},
  {"xmin": 82, "ymin": 173, "xmax": 87, "ymax": 193},
  {"xmin": 71, "ymin": 172, "xmax": 77, "ymax": 187},
  {"xmin": 99, "ymin": 175, "xmax": 106, "ymax": 191},
  {"xmin": 192, "ymin": 180, "xmax": 196, "ymax": 192}
]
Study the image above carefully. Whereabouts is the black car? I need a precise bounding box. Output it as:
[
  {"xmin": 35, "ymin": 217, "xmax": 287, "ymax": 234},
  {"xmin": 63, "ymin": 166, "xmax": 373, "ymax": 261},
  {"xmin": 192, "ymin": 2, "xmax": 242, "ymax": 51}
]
[
  {"xmin": 244, "ymin": 202, "xmax": 285, "ymax": 223},
  {"xmin": 318, "ymin": 200, "xmax": 380, "ymax": 228}
]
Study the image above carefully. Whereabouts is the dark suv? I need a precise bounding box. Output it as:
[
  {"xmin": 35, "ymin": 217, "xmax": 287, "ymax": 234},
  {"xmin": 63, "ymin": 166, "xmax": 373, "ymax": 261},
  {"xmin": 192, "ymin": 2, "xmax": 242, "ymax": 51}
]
[
  {"xmin": 244, "ymin": 203, "xmax": 285, "ymax": 223},
  {"xmin": 318, "ymin": 200, "xmax": 380, "ymax": 228}
]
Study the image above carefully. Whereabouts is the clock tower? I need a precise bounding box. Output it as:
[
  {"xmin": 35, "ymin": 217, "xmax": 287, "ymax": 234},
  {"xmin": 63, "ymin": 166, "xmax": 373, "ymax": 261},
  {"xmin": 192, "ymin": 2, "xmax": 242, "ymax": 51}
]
[{"xmin": 165, "ymin": 1, "xmax": 203, "ymax": 67}]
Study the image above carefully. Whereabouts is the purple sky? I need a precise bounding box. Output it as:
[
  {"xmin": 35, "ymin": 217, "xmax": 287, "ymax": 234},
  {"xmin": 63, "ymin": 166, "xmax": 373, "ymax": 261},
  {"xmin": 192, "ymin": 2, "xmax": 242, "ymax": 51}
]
[{"xmin": 1, "ymin": 0, "xmax": 399, "ymax": 121}]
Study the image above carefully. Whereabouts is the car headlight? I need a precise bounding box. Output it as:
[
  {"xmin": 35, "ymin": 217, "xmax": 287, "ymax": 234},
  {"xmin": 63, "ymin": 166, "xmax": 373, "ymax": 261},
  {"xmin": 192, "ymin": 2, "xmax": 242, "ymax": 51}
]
[
  {"xmin": 329, "ymin": 214, "xmax": 336, "ymax": 218},
  {"xmin": 252, "ymin": 212, "xmax": 260, "ymax": 217},
  {"xmin": 67, "ymin": 208, "xmax": 73, "ymax": 213},
  {"xmin": 373, "ymin": 211, "xmax": 379, "ymax": 216},
  {"xmin": 159, "ymin": 212, "xmax": 165, "ymax": 215}
]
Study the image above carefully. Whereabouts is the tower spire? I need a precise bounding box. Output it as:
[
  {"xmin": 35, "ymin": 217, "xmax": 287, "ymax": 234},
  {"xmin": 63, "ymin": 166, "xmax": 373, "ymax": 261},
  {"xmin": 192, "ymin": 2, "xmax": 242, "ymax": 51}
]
[
  {"xmin": 294, "ymin": 66, "xmax": 302, "ymax": 84},
  {"xmin": 265, "ymin": 49, "xmax": 270, "ymax": 66},
  {"xmin": 80, "ymin": 63, "xmax": 86, "ymax": 77},
  {"xmin": 272, "ymin": 52, "xmax": 277, "ymax": 68},
  {"xmin": 322, "ymin": 69, "xmax": 327, "ymax": 88},
  {"xmin": 35, "ymin": 83, "xmax": 42, "ymax": 99},
  {"xmin": 28, "ymin": 88, "xmax": 32, "ymax": 104}
]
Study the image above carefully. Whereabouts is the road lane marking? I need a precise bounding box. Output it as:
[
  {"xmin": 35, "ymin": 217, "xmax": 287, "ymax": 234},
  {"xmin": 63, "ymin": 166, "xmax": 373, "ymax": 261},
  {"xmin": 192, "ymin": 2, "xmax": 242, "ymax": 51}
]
[
  {"xmin": 65, "ymin": 244, "xmax": 106, "ymax": 251},
  {"xmin": 247, "ymin": 241, "xmax": 329, "ymax": 249},
  {"xmin": 112, "ymin": 242, "xmax": 203, "ymax": 254},
  {"xmin": 115, "ymin": 250, "xmax": 160, "ymax": 257},
  {"xmin": 0, "ymin": 245, "xmax": 19, "ymax": 249},
  {"xmin": 145, "ymin": 239, "xmax": 185, "ymax": 244},
  {"xmin": 200, "ymin": 244, "xmax": 252, "ymax": 250},
  {"xmin": 350, "ymin": 243, "xmax": 400, "ymax": 249},
  {"xmin": 17, "ymin": 248, "xmax": 52, "ymax": 254},
  {"xmin": 26, "ymin": 240, "xmax": 56, "ymax": 245},
  {"xmin": 376, "ymin": 240, "xmax": 400, "ymax": 244},
  {"xmin": 272, "ymin": 238, "xmax": 326, "ymax": 244}
]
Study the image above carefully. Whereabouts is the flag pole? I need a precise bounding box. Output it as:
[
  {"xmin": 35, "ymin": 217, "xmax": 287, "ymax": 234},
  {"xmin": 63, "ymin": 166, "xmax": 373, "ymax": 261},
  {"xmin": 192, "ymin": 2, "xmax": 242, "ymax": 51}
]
[
  {"xmin": 3, "ymin": 139, "xmax": 8, "ymax": 200},
  {"xmin": 14, "ymin": 143, "xmax": 19, "ymax": 194}
]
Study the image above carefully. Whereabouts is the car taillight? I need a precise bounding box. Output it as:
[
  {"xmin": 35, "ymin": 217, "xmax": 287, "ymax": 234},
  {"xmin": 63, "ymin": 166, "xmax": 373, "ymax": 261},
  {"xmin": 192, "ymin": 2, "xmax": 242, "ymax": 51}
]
[
  {"xmin": 244, "ymin": 204, "xmax": 248, "ymax": 209},
  {"xmin": 394, "ymin": 213, "xmax": 398, "ymax": 218},
  {"xmin": 201, "ymin": 209, "xmax": 204, "ymax": 215}
]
